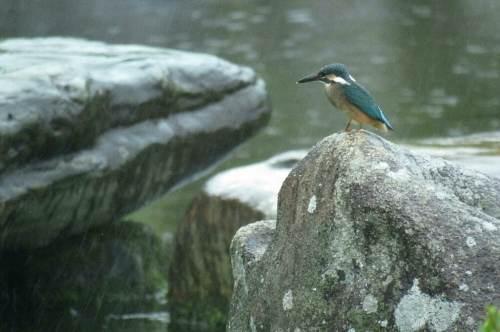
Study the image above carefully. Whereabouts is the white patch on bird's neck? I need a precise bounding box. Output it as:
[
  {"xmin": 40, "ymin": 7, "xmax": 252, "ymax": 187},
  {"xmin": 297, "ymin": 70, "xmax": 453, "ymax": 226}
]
[
  {"xmin": 333, "ymin": 76, "xmax": 351, "ymax": 85},
  {"xmin": 349, "ymin": 75, "xmax": 356, "ymax": 82}
]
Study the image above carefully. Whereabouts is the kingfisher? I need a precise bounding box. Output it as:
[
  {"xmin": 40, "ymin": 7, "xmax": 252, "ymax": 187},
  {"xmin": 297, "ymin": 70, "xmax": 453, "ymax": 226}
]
[{"xmin": 297, "ymin": 63, "xmax": 394, "ymax": 132}]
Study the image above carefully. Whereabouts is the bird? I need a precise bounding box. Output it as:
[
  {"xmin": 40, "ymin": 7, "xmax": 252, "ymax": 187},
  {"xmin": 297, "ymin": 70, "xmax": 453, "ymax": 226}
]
[{"xmin": 296, "ymin": 63, "xmax": 394, "ymax": 132}]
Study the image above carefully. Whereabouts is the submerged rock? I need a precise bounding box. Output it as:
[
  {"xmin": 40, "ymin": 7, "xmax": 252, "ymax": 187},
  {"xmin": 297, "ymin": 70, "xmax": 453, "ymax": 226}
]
[
  {"xmin": 228, "ymin": 131, "xmax": 500, "ymax": 332},
  {"xmin": 0, "ymin": 220, "xmax": 169, "ymax": 330},
  {"xmin": 168, "ymin": 151, "xmax": 305, "ymax": 330},
  {"xmin": 0, "ymin": 37, "xmax": 270, "ymax": 249}
]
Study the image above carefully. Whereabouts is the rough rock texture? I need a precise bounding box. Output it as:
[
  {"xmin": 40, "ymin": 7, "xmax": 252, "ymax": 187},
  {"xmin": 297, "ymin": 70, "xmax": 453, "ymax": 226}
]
[
  {"xmin": 230, "ymin": 219, "xmax": 276, "ymax": 300},
  {"xmin": 228, "ymin": 131, "xmax": 500, "ymax": 332},
  {"xmin": 0, "ymin": 37, "xmax": 269, "ymax": 249},
  {"xmin": 168, "ymin": 151, "xmax": 306, "ymax": 330}
]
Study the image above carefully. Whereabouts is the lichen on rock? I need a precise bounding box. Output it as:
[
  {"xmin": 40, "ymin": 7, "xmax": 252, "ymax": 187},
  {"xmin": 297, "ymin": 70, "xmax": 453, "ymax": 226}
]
[{"xmin": 228, "ymin": 131, "xmax": 500, "ymax": 332}]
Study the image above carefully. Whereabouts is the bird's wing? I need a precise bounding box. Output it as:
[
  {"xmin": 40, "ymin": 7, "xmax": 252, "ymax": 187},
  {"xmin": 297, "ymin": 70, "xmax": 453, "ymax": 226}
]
[{"xmin": 345, "ymin": 83, "xmax": 392, "ymax": 128}]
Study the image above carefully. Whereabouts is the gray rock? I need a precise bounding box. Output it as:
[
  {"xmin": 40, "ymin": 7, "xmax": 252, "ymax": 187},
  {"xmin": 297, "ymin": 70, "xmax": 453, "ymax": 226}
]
[
  {"xmin": 168, "ymin": 151, "xmax": 305, "ymax": 328},
  {"xmin": 0, "ymin": 37, "xmax": 269, "ymax": 249},
  {"xmin": 230, "ymin": 220, "xmax": 276, "ymax": 298},
  {"xmin": 228, "ymin": 131, "xmax": 500, "ymax": 332}
]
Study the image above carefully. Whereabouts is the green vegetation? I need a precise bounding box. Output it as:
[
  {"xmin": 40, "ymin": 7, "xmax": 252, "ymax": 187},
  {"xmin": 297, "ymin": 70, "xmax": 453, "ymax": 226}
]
[
  {"xmin": 168, "ymin": 297, "xmax": 229, "ymax": 332},
  {"xmin": 480, "ymin": 306, "xmax": 500, "ymax": 332},
  {"xmin": 27, "ymin": 221, "xmax": 169, "ymax": 324}
]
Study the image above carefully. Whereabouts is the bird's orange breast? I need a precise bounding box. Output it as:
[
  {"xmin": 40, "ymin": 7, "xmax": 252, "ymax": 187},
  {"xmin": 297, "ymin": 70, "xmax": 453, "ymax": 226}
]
[
  {"xmin": 347, "ymin": 103, "xmax": 388, "ymax": 132},
  {"xmin": 324, "ymin": 83, "xmax": 388, "ymax": 132}
]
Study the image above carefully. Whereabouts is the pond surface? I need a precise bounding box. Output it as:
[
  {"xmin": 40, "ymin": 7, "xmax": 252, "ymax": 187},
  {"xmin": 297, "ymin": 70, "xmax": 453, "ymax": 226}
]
[
  {"xmin": 1, "ymin": 0, "xmax": 499, "ymax": 330},
  {"xmin": 3, "ymin": 0, "xmax": 500, "ymax": 160}
]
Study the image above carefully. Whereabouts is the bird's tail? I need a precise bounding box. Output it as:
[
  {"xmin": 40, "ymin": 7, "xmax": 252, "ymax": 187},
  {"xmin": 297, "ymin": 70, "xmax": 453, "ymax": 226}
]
[{"xmin": 374, "ymin": 121, "xmax": 394, "ymax": 132}]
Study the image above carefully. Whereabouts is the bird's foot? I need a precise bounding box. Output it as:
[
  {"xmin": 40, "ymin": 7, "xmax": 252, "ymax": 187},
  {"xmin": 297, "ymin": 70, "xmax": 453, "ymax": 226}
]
[{"xmin": 338, "ymin": 128, "xmax": 352, "ymax": 134}]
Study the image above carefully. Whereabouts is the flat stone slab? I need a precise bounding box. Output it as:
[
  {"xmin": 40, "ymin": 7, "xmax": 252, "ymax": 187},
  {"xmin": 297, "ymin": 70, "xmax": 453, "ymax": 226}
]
[{"xmin": 0, "ymin": 37, "xmax": 270, "ymax": 249}]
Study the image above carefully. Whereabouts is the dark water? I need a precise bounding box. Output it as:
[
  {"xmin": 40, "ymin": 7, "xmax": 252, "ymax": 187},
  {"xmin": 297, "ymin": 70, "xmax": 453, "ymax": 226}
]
[{"xmin": 1, "ymin": 0, "xmax": 500, "ymax": 330}]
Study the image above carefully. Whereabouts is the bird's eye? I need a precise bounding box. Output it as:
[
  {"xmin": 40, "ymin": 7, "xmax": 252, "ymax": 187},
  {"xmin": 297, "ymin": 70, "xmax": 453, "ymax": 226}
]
[{"xmin": 318, "ymin": 71, "xmax": 326, "ymax": 76}]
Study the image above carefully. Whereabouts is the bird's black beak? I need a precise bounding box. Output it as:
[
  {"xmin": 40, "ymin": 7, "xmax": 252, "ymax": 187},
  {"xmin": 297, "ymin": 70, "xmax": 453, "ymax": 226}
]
[{"xmin": 296, "ymin": 73, "xmax": 320, "ymax": 84}]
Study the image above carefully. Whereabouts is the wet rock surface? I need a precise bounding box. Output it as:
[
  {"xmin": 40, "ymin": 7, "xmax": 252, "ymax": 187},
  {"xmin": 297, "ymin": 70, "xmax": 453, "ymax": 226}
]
[
  {"xmin": 168, "ymin": 151, "xmax": 305, "ymax": 330},
  {"xmin": 228, "ymin": 131, "xmax": 500, "ymax": 332},
  {"xmin": 0, "ymin": 37, "xmax": 270, "ymax": 249}
]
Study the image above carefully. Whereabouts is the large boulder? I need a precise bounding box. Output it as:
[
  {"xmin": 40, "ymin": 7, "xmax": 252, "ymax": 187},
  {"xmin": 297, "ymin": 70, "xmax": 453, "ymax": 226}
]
[
  {"xmin": 0, "ymin": 37, "xmax": 270, "ymax": 249},
  {"xmin": 168, "ymin": 151, "xmax": 306, "ymax": 330},
  {"xmin": 228, "ymin": 131, "xmax": 500, "ymax": 332}
]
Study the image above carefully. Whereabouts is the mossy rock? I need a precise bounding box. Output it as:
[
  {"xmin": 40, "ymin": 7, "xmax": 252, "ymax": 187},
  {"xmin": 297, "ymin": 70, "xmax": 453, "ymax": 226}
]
[
  {"xmin": 168, "ymin": 297, "xmax": 228, "ymax": 332},
  {"xmin": 14, "ymin": 221, "xmax": 169, "ymax": 329}
]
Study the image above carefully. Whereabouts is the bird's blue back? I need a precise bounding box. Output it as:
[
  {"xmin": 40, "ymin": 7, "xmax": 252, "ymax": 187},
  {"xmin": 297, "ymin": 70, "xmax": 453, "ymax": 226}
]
[{"xmin": 343, "ymin": 81, "xmax": 393, "ymax": 130}]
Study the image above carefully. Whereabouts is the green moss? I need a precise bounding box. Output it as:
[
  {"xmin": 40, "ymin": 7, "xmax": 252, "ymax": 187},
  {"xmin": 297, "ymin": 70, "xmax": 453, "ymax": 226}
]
[
  {"xmin": 73, "ymin": 90, "xmax": 113, "ymax": 150},
  {"xmin": 206, "ymin": 308, "xmax": 229, "ymax": 332},
  {"xmin": 25, "ymin": 221, "xmax": 169, "ymax": 320},
  {"xmin": 479, "ymin": 306, "xmax": 500, "ymax": 332},
  {"xmin": 168, "ymin": 297, "xmax": 229, "ymax": 332},
  {"xmin": 346, "ymin": 308, "xmax": 390, "ymax": 332}
]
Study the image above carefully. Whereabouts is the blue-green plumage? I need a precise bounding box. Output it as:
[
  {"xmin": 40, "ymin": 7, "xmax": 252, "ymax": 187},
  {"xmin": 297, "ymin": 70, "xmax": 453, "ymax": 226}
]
[
  {"xmin": 297, "ymin": 63, "xmax": 394, "ymax": 132},
  {"xmin": 344, "ymin": 81, "xmax": 393, "ymax": 130}
]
